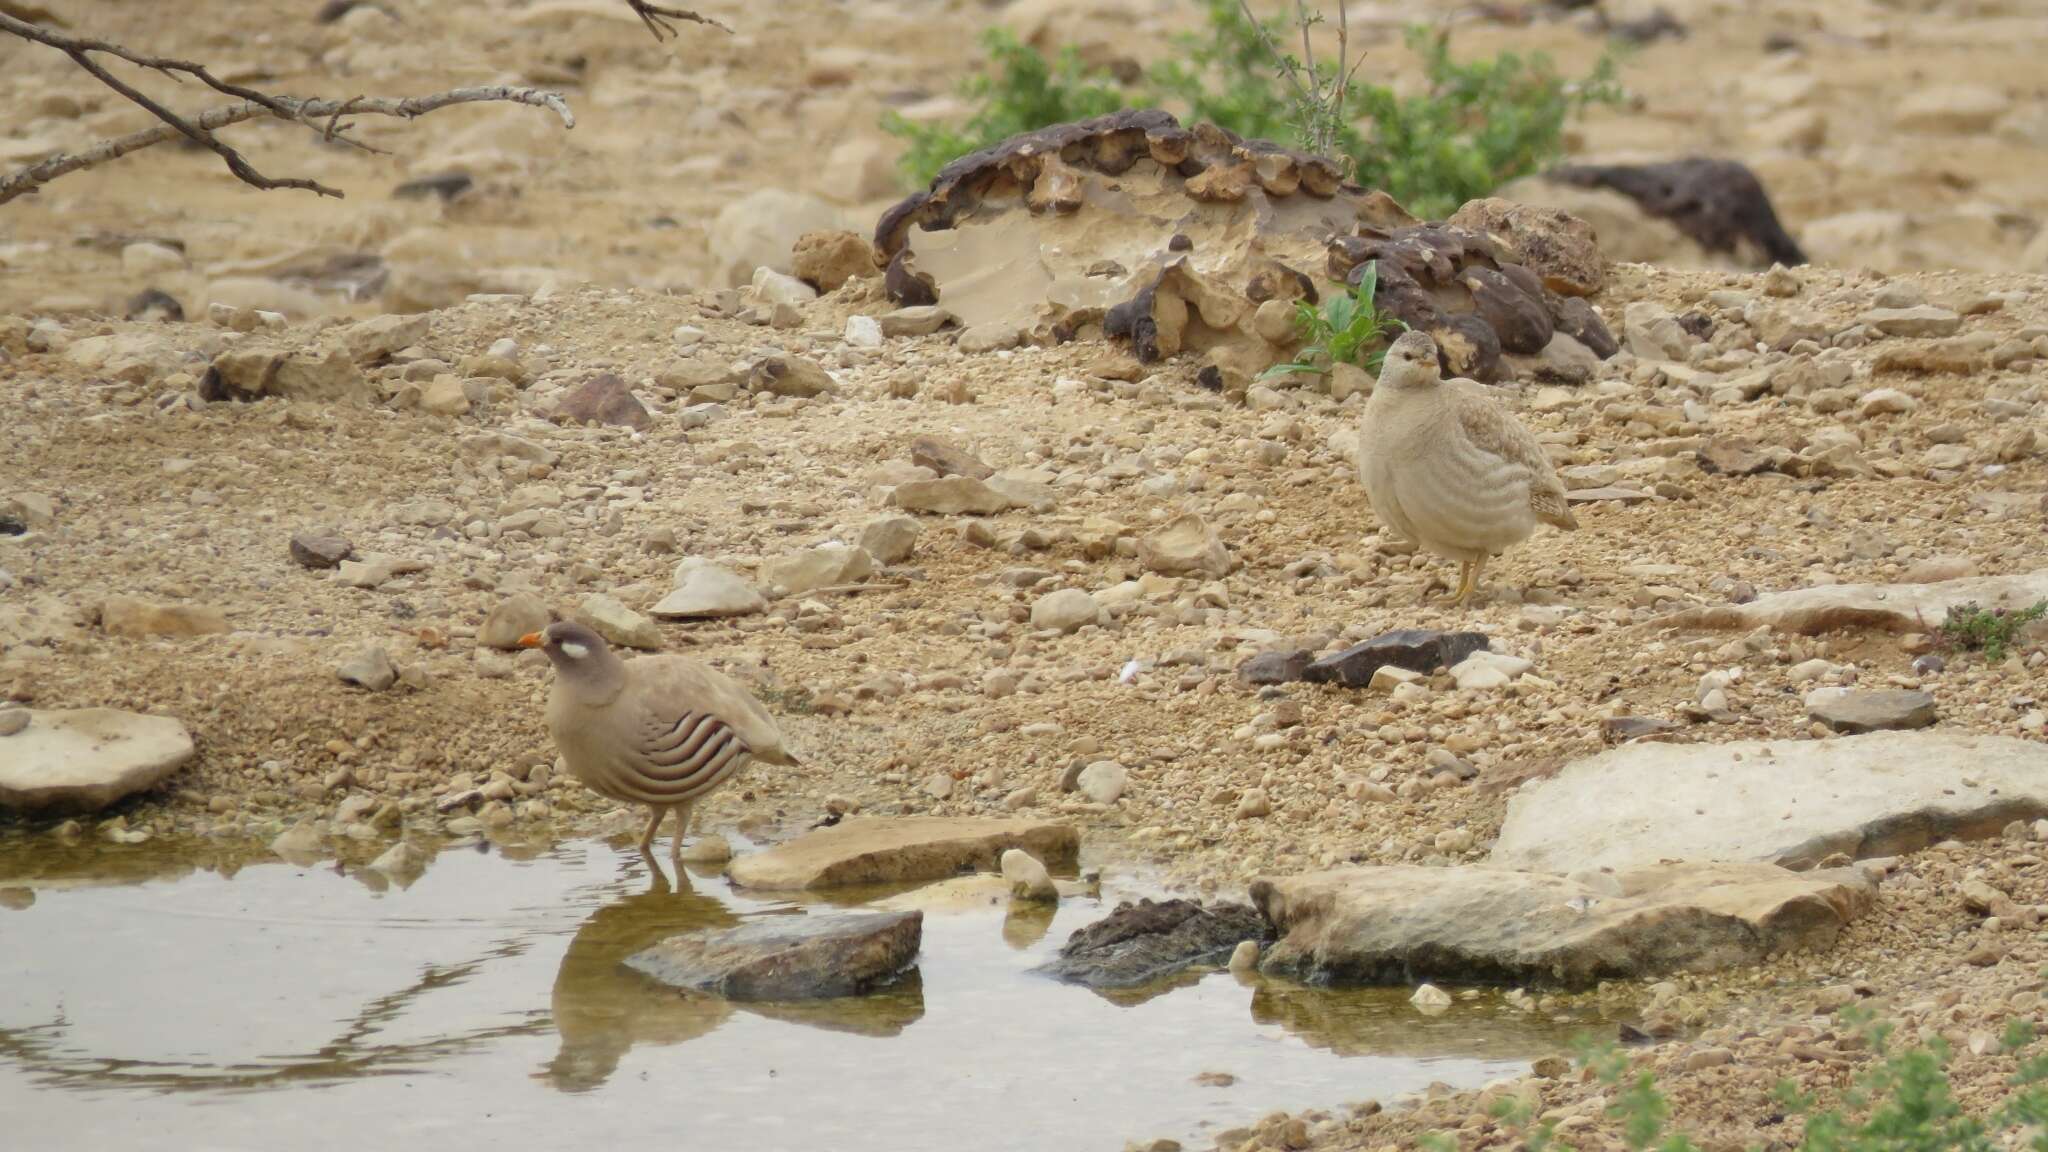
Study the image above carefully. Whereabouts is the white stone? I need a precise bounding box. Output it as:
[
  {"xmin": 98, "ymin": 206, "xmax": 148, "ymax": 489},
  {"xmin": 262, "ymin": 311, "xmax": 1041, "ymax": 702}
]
[
  {"xmin": 1030, "ymin": 588, "xmax": 1101, "ymax": 633},
  {"xmin": 652, "ymin": 560, "xmax": 767, "ymax": 619},
  {"xmin": 1076, "ymin": 761, "xmax": 1127, "ymax": 805},
  {"xmin": 0, "ymin": 709, "xmax": 195, "ymax": 814},
  {"xmin": 1000, "ymin": 848, "xmax": 1059, "ymax": 902}
]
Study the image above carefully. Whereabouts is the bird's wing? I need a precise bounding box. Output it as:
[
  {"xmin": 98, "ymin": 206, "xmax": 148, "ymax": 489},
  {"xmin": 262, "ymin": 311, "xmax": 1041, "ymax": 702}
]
[
  {"xmin": 1446, "ymin": 379, "xmax": 1579, "ymax": 531},
  {"xmin": 630, "ymin": 656, "xmax": 795, "ymax": 765}
]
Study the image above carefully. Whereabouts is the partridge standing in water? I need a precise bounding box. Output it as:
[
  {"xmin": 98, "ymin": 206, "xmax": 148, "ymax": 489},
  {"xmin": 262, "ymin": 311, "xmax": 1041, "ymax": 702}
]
[
  {"xmin": 522, "ymin": 621, "xmax": 798, "ymax": 859},
  {"xmin": 1359, "ymin": 330, "xmax": 1578, "ymax": 607}
]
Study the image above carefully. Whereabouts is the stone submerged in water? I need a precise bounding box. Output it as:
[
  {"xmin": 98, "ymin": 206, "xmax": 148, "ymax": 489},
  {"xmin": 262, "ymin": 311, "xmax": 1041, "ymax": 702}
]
[
  {"xmin": 626, "ymin": 910, "xmax": 922, "ymax": 1001},
  {"xmin": 1251, "ymin": 862, "xmax": 1873, "ymax": 988},
  {"xmin": 0, "ymin": 708, "xmax": 196, "ymax": 814},
  {"xmin": 1035, "ymin": 898, "xmax": 1268, "ymax": 990},
  {"xmin": 727, "ymin": 817, "xmax": 1080, "ymax": 891},
  {"xmin": 1492, "ymin": 731, "xmax": 2048, "ymax": 873},
  {"xmin": 1303, "ymin": 629, "xmax": 1490, "ymax": 688}
]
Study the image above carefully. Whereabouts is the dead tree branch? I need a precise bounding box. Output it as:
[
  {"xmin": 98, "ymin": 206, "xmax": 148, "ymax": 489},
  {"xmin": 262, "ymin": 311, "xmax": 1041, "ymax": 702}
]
[
  {"xmin": 0, "ymin": 88, "xmax": 574, "ymax": 206},
  {"xmin": 626, "ymin": 1, "xmax": 730, "ymax": 40}
]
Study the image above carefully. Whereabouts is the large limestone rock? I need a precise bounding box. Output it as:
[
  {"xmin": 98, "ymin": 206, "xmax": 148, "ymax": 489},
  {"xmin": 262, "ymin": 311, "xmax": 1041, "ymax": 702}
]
[
  {"xmin": 872, "ymin": 110, "xmax": 1614, "ymax": 385},
  {"xmin": 1251, "ymin": 862, "xmax": 1874, "ymax": 988},
  {"xmin": 625, "ymin": 911, "xmax": 922, "ymax": 1000},
  {"xmin": 1660, "ymin": 571, "xmax": 2048, "ymax": 635},
  {"xmin": 0, "ymin": 708, "xmax": 196, "ymax": 813},
  {"xmin": 728, "ymin": 817, "xmax": 1079, "ymax": 891},
  {"xmin": 1492, "ymin": 731, "xmax": 2048, "ymax": 873}
]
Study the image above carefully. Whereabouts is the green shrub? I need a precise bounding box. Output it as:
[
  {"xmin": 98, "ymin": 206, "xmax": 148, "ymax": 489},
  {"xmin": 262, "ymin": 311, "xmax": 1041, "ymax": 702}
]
[
  {"xmin": 1259, "ymin": 260, "xmax": 1404, "ymax": 380},
  {"xmin": 883, "ymin": 28, "xmax": 1130, "ymax": 187},
  {"xmin": 1936, "ymin": 601, "xmax": 2047, "ymax": 663},
  {"xmin": 887, "ymin": 4, "xmax": 1625, "ymax": 219}
]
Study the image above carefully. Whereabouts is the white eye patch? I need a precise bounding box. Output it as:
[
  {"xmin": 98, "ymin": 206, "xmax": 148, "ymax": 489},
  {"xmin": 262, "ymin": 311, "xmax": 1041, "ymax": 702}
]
[{"xmin": 560, "ymin": 641, "xmax": 590, "ymax": 659}]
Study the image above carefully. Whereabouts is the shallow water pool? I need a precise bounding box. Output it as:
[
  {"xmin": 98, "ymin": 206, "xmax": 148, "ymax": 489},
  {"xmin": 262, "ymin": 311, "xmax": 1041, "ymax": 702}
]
[{"xmin": 0, "ymin": 835, "xmax": 1595, "ymax": 1151}]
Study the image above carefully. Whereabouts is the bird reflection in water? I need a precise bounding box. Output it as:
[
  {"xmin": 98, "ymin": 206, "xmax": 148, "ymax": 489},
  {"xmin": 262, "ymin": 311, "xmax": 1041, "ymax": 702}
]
[
  {"xmin": 541, "ymin": 857, "xmax": 738, "ymax": 1092},
  {"xmin": 540, "ymin": 854, "xmax": 929, "ymax": 1092}
]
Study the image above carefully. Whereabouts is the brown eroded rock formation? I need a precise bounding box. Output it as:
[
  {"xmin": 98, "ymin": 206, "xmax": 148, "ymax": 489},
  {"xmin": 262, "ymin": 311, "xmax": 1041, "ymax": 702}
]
[{"xmin": 869, "ymin": 109, "xmax": 1616, "ymax": 386}]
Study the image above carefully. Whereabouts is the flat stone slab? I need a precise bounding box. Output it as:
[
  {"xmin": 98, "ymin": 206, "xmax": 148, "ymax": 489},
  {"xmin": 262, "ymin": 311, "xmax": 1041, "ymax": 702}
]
[
  {"xmin": 1492, "ymin": 731, "xmax": 2048, "ymax": 873},
  {"xmin": 0, "ymin": 708, "xmax": 195, "ymax": 814},
  {"xmin": 727, "ymin": 817, "xmax": 1079, "ymax": 891},
  {"xmin": 626, "ymin": 910, "xmax": 922, "ymax": 1001},
  {"xmin": 1251, "ymin": 862, "xmax": 1873, "ymax": 988},
  {"xmin": 1659, "ymin": 571, "xmax": 2048, "ymax": 635},
  {"xmin": 1035, "ymin": 898, "xmax": 1267, "ymax": 989}
]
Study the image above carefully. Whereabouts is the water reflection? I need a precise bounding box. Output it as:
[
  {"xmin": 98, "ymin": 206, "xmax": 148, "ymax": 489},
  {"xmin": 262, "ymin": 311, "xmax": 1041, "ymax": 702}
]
[{"xmin": 543, "ymin": 860, "xmax": 739, "ymax": 1092}]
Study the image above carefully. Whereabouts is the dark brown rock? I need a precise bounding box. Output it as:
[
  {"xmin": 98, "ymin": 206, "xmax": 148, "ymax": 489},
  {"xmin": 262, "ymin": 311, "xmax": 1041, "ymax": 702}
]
[
  {"xmin": 552, "ymin": 372, "xmax": 651, "ymax": 430},
  {"xmin": 1547, "ymin": 158, "xmax": 1807, "ymax": 267},
  {"xmin": 1304, "ymin": 629, "xmax": 1491, "ymax": 688},
  {"xmin": 1446, "ymin": 198, "xmax": 1606, "ymax": 297},
  {"xmin": 1238, "ymin": 649, "xmax": 1314, "ymax": 685},
  {"xmin": 1036, "ymin": 898, "xmax": 1268, "ymax": 989},
  {"xmin": 289, "ymin": 533, "xmax": 354, "ymax": 570}
]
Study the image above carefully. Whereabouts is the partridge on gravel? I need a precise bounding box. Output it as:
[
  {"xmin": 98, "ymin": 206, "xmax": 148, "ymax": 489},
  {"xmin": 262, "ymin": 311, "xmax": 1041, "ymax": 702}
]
[
  {"xmin": 522, "ymin": 620, "xmax": 798, "ymax": 858},
  {"xmin": 1359, "ymin": 330, "xmax": 1579, "ymax": 607}
]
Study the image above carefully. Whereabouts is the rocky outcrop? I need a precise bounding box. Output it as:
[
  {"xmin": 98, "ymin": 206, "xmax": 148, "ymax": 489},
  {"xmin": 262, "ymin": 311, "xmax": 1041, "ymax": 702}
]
[
  {"xmin": 0, "ymin": 708, "xmax": 196, "ymax": 813},
  {"xmin": 869, "ymin": 109, "xmax": 1614, "ymax": 386},
  {"xmin": 1251, "ymin": 862, "xmax": 1873, "ymax": 988},
  {"xmin": 626, "ymin": 911, "xmax": 922, "ymax": 1000},
  {"xmin": 1659, "ymin": 571, "xmax": 2048, "ymax": 635},
  {"xmin": 727, "ymin": 817, "xmax": 1080, "ymax": 891},
  {"xmin": 1035, "ymin": 898, "xmax": 1268, "ymax": 989},
  {"xmin": 1491, "ymin": 731, "xmax": 2048, "ymax": 873}
]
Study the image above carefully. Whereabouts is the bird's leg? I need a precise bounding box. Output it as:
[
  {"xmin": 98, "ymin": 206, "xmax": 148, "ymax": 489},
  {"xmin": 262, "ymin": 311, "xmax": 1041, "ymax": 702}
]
[
  {"xmin": 638, "ymin": 804, "xmax": 669, "ymax": 855},
  {"xmin": 1451, "ymin": 559, "xmax": 1476, "ymax": 607},
  {"xmin": 1459, "ymin": 555, "xmax": 1490, "ymax": 608},
  {"xmin": 669, "ymin": 801, "xmax": 695, "ymax": 863}
]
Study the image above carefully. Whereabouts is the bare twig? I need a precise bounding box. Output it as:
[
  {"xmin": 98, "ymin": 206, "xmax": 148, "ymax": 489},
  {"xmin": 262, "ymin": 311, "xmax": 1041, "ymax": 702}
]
[
  {"xmin": 626, "ymin": 0, "xmax": 730, "ymax": 40},
  {"xmin": 0, "ymin": 87, "xmax": 575, "ymax": 205},
  {"xmin": 1234, "ymin": 0, "xmax": 1366, "ymax": 163}
]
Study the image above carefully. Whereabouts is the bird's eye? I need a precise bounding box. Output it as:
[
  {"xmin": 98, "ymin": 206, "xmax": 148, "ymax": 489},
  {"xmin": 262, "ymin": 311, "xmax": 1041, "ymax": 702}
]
[{"xmin": 560, "ymin": 642, "xmax": 590, "ymax": 659}]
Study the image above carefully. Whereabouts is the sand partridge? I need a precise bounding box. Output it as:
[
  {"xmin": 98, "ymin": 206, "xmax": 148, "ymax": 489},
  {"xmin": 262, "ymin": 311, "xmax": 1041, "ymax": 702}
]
[
  {"xmin": 1359, "ymin": 330, "xmax": 1578, "ymax": 606},
  {"xmin": 522, "ymin": 620, "xmax": 798, "ymax": 858}
]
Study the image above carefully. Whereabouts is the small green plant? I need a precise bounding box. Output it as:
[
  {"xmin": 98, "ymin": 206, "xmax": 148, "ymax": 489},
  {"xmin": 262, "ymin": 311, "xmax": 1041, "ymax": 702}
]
[
  {"xmin": 1467, "ymin": 1015, "xmax": 2048, "ymax": 1152},
  {"xmin": 883, "ymin": 28, "xmax": 1131, "ymax": 187},
  {"xmin": 1258, "ymin": 260, "xmax": 1405, "ymax": 381},
  {"xmin": 1935, "ymin": 600, "xmax": 2048, "ymax": 663}
]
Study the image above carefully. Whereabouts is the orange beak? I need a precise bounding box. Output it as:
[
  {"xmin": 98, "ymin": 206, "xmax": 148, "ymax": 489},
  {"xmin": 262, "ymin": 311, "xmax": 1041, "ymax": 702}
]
[{"xmin": 518, "ymin": 632, "xmax": 545, "ymax": 649}]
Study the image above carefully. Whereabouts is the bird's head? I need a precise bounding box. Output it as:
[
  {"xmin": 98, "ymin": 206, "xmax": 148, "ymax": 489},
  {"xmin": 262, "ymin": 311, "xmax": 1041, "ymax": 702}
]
[
  {"xmin": 519, "ymin": 619, "xmax": 614, "ymax": 669},
  {"xmin": 1378, "ymin": 330, "xmax": 1441, "ymax": 389}
]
